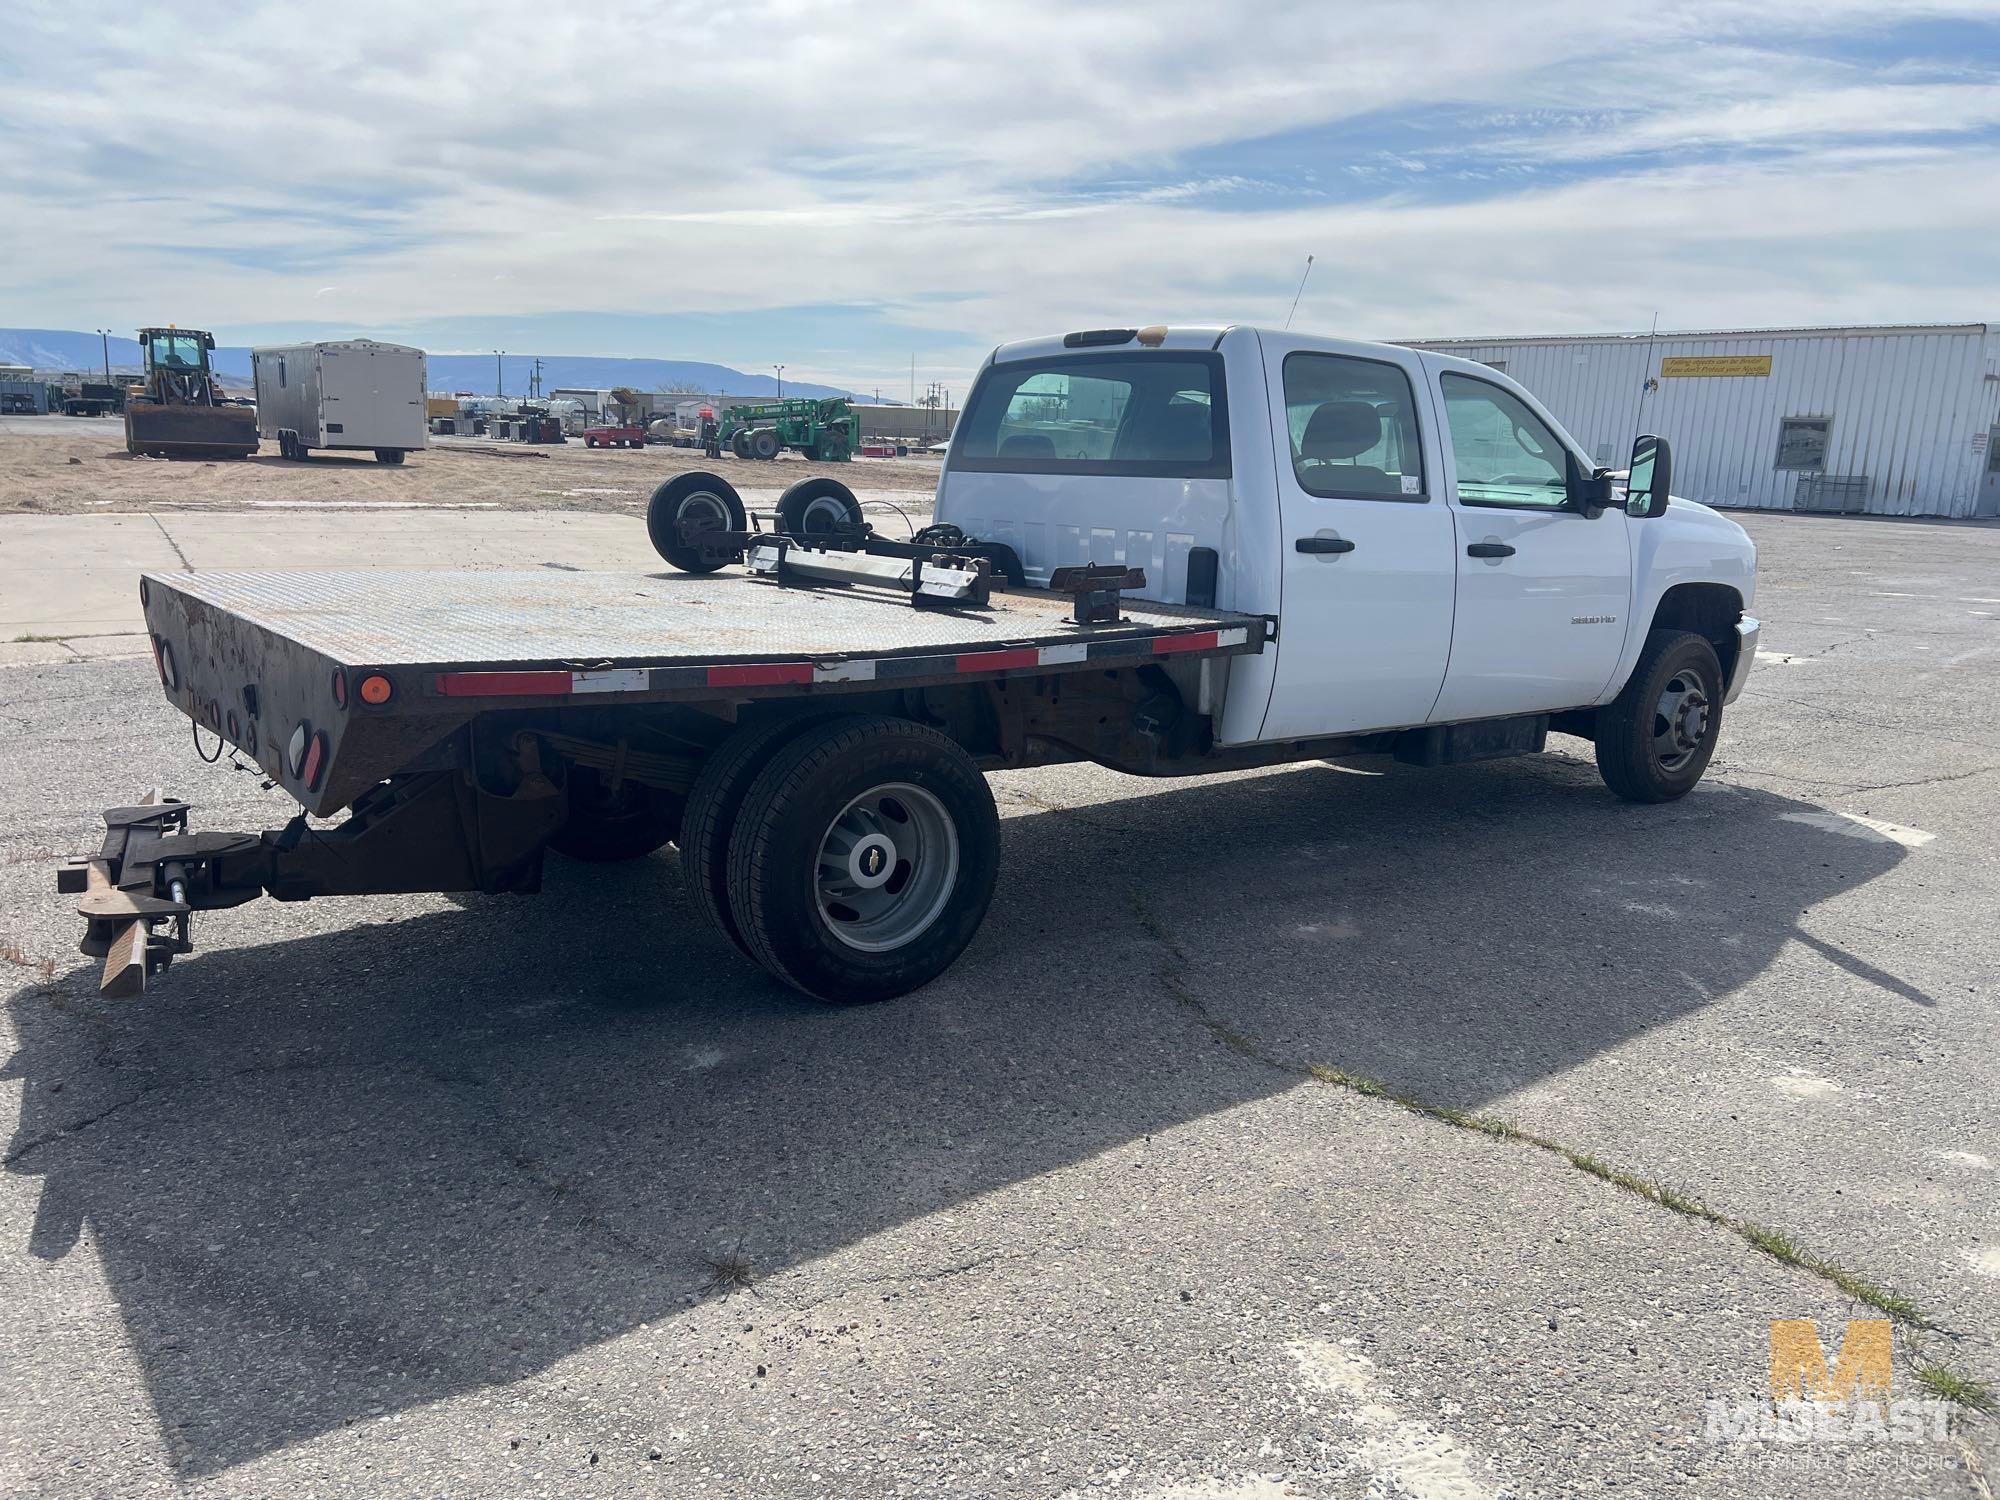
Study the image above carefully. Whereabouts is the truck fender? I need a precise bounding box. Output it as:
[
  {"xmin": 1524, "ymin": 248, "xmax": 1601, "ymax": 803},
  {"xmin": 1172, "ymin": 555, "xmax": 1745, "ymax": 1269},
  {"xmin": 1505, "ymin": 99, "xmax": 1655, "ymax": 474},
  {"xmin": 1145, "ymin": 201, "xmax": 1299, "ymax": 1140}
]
[{"xmin": 1599, "ymin": 502, "xmax": 1754, "ymax": 704}]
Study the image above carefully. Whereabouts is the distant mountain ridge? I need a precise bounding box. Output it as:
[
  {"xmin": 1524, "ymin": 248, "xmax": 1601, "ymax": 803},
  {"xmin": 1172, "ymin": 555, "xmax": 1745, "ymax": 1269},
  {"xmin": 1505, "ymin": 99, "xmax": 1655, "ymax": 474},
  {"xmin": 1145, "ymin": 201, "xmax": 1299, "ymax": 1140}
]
[{"xmin": 0, "ymin": 328, "xmax": 856, "ymax": 400}]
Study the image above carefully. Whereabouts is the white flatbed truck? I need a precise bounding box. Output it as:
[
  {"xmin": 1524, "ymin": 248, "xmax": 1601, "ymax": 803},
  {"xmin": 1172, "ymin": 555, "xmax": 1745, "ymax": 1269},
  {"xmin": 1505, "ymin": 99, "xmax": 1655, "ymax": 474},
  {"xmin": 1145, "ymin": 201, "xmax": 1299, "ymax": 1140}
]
[{"xmin": 62, "ymin": 325, "xmax": 1758, "ymax": 1006}]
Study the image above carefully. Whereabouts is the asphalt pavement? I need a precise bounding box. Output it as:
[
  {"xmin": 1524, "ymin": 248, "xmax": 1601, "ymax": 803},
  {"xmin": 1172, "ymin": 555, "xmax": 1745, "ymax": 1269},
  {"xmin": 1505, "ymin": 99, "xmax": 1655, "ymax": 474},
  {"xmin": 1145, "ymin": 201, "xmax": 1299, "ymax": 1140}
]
[{"xmin": 1, "ymin": 509, "xmax": 1995, "ymax": 1498}]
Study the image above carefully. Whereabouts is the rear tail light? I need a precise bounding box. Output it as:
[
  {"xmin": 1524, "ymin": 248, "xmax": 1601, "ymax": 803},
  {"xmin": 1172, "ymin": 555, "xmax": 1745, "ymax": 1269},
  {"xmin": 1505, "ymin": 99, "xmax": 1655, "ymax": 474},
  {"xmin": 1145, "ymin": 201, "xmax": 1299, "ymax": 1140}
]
[
  {"xmin": 358, "ymin": 673, "xmax": 394, "ymax": 705},
  {"xmin": 302, "ymin": 731, "xmax": 328, "ymax": 792},
  {"xmin": 331, "ymin": 669, "xmax": 348, "ymax": 709},
  {"xmin": 153, "ymin": 636, "xmax": 176, "ymax": 690},
  {"xmin": 287, "ymin": 722, "xmax": 310, "ymax": 777}
]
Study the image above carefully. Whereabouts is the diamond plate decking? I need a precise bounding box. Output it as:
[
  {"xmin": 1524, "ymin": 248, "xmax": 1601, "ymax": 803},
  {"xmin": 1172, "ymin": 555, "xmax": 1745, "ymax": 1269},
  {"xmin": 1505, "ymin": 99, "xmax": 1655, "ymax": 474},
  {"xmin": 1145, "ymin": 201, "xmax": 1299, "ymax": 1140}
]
[{"xmin": 147, "ymin": 568, "xmax": 1260, "ymax": 669}]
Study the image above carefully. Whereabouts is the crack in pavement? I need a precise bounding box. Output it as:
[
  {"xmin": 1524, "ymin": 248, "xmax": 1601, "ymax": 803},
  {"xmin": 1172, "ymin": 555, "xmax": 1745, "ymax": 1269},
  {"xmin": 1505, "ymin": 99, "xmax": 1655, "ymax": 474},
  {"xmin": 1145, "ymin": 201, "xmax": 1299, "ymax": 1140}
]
[
  {"xmin": 1715, "ymin": 760, "xmax": 2000, "ymax": 796},
  {"xmin": 146, "ymin": 510, "xmax": 194, "ymax": 571},
  {"xmin": 1003, "ymin": 784, "xmax": 1139, "ymax": 838},
  {"xmin": 786, "ymin": 1250, "xmax": 1020, "ymax": 1312},
  {"xmin": 1, "ymin": 1055, "xmax": 470, "ymax": 1168},
  {"xmin": 1751, "ymin": 692, "xmax": 2000, "ymax": 753},
  {"xmin": 1120, "ymin": 886, "xmax": 1996, "ymax": 1416}
]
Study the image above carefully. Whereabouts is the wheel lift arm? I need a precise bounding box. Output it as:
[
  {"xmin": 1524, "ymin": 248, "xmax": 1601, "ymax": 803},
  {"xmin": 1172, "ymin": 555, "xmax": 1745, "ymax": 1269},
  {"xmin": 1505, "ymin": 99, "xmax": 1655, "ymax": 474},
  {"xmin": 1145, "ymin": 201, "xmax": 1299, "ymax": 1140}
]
[{"xmin": 57, "ymin": 769, "xmax": 563, "ymax": 998}]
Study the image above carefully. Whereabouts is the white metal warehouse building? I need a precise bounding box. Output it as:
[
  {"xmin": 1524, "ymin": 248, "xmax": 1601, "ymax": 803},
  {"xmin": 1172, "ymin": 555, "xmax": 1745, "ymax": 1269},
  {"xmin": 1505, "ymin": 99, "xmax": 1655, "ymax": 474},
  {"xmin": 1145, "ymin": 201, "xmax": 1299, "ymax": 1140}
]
[{"xmin": 1408, "ymin": 323, "xmax": 2000, "ymax": 519}]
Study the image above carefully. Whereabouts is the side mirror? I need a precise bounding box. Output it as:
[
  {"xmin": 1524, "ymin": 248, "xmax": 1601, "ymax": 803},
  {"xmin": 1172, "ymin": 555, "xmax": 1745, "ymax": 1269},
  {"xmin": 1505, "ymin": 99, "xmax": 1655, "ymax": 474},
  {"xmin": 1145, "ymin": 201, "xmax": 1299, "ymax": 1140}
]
[
  {"xmin": 1626, "ymin": 434, "xmax": 1672, "ymax": 518},
  {"xmin": 1566, "ymin": 450, "xmax": 1614, "ymax": 515}
]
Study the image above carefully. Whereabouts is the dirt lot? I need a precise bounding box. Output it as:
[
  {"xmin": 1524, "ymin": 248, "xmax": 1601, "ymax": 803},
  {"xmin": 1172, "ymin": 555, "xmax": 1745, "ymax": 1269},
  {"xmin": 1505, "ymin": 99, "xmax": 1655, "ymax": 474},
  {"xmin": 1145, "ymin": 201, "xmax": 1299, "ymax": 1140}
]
[{"xmin": 0, "ymin": 419, "xmax": 944, "ymax": 516}]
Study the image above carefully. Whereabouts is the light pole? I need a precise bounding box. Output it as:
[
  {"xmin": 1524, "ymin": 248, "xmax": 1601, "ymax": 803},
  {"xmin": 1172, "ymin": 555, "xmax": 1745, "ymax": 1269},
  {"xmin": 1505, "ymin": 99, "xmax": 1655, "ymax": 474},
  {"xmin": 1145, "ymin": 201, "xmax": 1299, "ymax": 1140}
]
[
  {"xmin": 495, "ymin": 350, "xmax": 504, "ymax": 399},
  {"xmin": 774, "ymin": 364, "xmax": 785, "ymax": 401},
  {"xmin": 96, "ymin": 328, "xmax": 111, "ymax": 385}
]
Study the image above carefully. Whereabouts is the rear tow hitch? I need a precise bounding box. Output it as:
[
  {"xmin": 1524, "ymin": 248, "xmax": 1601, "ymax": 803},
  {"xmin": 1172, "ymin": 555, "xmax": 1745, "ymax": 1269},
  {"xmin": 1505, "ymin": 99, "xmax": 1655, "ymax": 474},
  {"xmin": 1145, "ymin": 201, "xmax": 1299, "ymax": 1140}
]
[
  {"xmin": 56, "ymin": 772, "xmax": 563, "ymax": 998},
  {"xmin": 56, "ymin": 790, "xmax": 263, "ymax": 998}
]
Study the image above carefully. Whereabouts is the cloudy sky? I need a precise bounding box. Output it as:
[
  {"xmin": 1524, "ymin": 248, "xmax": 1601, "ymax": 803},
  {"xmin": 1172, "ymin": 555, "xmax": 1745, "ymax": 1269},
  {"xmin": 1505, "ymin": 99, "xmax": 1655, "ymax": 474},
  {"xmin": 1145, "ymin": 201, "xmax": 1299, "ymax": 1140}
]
[{"xmin": 4, "ymin": 1, "xmax": 1998, "ymax": 393}]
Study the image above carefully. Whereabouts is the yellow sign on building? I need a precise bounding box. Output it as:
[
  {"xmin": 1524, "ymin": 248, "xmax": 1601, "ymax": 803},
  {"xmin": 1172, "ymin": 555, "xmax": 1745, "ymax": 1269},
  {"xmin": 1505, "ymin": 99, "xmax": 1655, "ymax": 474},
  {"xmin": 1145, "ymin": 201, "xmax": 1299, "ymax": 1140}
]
[{"xmin": 1660, "ymin": 355, "xmax": 1773, "ymax": 378}]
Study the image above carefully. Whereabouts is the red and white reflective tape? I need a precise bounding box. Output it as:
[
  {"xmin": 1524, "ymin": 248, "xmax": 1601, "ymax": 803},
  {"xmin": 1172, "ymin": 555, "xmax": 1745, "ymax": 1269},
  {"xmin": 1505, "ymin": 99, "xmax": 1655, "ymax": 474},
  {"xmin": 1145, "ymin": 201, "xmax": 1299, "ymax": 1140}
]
[{"xmin": 432, "ymin": 624, "xmax": 1253, "ymax": 699}]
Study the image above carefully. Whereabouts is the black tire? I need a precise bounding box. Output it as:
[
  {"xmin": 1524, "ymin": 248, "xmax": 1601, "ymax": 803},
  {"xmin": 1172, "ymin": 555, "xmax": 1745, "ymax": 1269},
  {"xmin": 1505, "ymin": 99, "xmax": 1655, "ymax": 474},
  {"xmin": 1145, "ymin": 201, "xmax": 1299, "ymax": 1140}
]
[
  {"xmin": 645, "ymin": 471, "xmax": 746, "ymax": 572},
  {"xmin": 1594, "ymin": 629, "xmax": 1724, "ymax": 803},
  {"xmin": 730, "ymin": 428, "xmax": 752, "ymax": 460},
  {"xmin": 749, "ymin": 428, "xmax": 781, "ymax": 461},
  {"xmin": 817, "ymin": 433, "xmax": 848, "ymax": 463},
  {"xmin": 726, "ymin": 717, "xmax": 1000, "ymax": 1003},
  {"xmin": 375, "ymin": 448, "xmax": 406, "ymax": 465},
  {"xmin": 679, "ymin": 714, "xmax": 853, "ymax": 958},
  {"xmin": 775, "ymin": 477, "xmax": 863, "ymax": 539},
  {"xmin": 547, "ymin": 768, "xmax": 683, "ymax": 862}
]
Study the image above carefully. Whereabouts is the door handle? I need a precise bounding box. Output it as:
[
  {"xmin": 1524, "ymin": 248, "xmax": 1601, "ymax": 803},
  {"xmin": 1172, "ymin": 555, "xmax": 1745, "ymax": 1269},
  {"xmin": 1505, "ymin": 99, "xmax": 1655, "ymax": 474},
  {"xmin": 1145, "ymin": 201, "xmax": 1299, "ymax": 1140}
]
[
  {"xmin": 1296, "ymin": 536, "xmax": 1356, "ymax": 554},
  {"xmin": 1466, "ymin": 542, "xmax": 1516, "ymax": 558}
]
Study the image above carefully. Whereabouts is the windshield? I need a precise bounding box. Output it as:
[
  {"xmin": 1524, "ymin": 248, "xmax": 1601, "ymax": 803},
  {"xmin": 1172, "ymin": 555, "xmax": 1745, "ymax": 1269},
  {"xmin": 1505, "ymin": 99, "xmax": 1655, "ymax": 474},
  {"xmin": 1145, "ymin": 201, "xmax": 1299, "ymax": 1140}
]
[{"xmin": 150, "ymin": 334, "xmax": 206, "ymax": 371}]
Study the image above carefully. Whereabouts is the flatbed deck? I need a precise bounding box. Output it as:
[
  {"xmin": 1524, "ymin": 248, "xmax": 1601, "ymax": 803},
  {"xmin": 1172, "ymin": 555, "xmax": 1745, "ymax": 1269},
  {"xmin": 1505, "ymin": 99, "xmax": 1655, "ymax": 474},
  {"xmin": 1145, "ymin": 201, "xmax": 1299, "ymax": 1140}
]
[
  {"xmin": 147, "ymin": 567, "xmax": 1262, "ymax": 670},
  {"xmin": 139, "ymin": 566, "xmax": 1266, "ymax": 815}
]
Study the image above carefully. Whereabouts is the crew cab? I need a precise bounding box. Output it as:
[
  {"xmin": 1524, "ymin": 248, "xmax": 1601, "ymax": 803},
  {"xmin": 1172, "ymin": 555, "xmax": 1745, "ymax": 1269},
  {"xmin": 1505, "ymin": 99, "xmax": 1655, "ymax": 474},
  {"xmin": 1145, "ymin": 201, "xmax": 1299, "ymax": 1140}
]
[{"xmin": 62, "ymin": 326, "xmax": 1756, "ymax": 1007}]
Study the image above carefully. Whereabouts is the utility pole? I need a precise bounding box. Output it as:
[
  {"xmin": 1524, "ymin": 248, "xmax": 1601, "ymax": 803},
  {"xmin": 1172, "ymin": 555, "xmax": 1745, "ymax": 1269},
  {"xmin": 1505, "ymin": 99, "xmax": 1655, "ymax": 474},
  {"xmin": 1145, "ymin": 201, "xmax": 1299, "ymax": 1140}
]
[
  {"xmin": 531, "ymin": 358, "xmax": 544, "ymax": 399},
  {"xmin": 774, "ymin": 364, "xmax": 785, "ymax": 401},
  {"xmin": 95, "ymin": 329, "xmax": 111, "ymax": 385},
  {"xmin": 910, "ymin": 354, "xmax": 915, "ymax": 407},
  {"xmin": 495, "ymin": 350, "xmax": 504, "ymax": 399}
]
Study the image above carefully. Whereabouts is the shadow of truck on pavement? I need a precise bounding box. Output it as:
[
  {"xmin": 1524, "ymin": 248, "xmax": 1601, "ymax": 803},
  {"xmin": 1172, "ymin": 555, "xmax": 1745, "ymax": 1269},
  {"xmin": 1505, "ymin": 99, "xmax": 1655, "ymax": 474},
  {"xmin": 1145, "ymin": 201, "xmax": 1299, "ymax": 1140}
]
[{"xmin": 3, "ymin": 749, "xmax": 1909, "ymax": 1477}]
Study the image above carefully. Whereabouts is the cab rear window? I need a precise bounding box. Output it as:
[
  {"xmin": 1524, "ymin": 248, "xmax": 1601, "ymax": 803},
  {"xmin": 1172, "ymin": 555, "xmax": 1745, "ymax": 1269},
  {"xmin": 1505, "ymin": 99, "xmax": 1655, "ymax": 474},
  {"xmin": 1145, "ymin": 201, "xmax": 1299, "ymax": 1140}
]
[{"xmin": 953, "ymin": 352, "xmax": 1230, "ymax": 478}]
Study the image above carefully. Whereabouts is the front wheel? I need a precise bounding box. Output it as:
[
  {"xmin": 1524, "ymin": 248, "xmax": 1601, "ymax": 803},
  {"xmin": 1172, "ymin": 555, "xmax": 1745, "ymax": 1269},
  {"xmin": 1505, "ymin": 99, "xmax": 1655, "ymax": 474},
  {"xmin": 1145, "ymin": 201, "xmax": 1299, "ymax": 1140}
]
[
  {"xmin": 725, "ymin": 717, "xmax": 999, "ymax": 1003},
  {"xmin": 1594, "ymin": 629, "xmax": 1723, "ymax": 802}
]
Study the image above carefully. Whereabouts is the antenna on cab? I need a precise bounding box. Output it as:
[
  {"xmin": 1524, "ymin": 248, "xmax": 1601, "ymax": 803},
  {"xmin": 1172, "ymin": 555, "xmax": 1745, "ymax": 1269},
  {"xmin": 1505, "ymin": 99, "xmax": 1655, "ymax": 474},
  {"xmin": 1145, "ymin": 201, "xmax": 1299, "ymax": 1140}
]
[{"xmin": 1284, "ymin": 255, "xmax": 1315, "ymax": 331}]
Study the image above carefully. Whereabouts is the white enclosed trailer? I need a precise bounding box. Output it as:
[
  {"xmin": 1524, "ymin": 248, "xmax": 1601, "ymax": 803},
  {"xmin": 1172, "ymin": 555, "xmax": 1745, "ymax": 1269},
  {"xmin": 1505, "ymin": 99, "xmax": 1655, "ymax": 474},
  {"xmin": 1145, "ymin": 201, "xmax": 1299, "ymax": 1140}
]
[{"xmin": 251, "ymin": 340, "xmax": 429, "ymax": 463}]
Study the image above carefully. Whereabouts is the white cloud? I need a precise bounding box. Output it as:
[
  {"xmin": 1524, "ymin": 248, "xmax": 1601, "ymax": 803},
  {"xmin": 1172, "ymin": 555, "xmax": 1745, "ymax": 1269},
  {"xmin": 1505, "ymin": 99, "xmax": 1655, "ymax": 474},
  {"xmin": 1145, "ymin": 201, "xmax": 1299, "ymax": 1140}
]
[{"xmin": 3, "ymin": 0, "xmax": 1997, "ymax": 391}]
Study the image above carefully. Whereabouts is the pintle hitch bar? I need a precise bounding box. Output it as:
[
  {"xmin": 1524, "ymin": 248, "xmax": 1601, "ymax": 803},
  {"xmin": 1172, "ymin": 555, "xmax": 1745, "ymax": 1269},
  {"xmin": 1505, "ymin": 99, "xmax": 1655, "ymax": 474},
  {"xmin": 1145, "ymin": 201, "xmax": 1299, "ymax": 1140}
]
[
  {"xmin": 56, "ymin": 770, "xmax": 564, "ymax": 999},
  {"xmin": 56, "ymin": 790, "xmax": 263, "ymax": 998}
]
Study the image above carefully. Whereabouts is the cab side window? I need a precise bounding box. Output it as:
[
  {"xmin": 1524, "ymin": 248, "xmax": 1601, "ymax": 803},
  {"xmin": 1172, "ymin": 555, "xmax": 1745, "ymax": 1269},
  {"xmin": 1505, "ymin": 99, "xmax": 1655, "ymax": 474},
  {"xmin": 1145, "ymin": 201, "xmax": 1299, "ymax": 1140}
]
[
  {"xmin": 1439, "ymin": 373, "xmax": 1569, "ymax": 508},
  {"xmin": 1282, "ymin": 353, "xmax": 1426, "ymax": 500}
]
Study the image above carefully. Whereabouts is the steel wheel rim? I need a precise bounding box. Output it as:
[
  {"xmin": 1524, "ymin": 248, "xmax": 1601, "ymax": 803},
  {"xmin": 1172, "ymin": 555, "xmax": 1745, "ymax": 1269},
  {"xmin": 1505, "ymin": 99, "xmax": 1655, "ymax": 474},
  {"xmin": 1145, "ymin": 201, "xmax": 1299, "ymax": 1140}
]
[
  {"xmin": 814, "ymin": 781, "xmax": 959, "ymax": 953},
  {"xmin": 676, "ymin": 491, "xmax": 729, "ymax": 540},
  {"xmin": 799, "ymin": 494, "xmax": 851, "ymax": 534},
  {"xmin": 1652, "ymin": 668, "xmax": 1711, "ymax": 771}
]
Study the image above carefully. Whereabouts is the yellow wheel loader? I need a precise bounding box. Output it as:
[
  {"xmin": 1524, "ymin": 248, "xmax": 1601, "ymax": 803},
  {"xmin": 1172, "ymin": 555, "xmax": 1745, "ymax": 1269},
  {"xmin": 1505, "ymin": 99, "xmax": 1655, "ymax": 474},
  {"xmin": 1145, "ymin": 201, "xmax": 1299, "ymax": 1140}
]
[{"xmin": 124, "ymin": 328, "xmax": 258, "ymax": 459}]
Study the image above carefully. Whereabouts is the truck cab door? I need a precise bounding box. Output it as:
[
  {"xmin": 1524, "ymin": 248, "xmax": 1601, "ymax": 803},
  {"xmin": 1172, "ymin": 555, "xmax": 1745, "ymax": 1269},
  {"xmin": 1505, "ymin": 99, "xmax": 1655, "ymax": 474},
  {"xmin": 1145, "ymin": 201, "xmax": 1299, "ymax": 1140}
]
[
  {"xmin": 1419, "ymin": 357, "xmax": 1631, "ymax": 722},
  {"xmin": 1255, "ymin": 336, "xmax": 1458, "ymax": 740}
]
